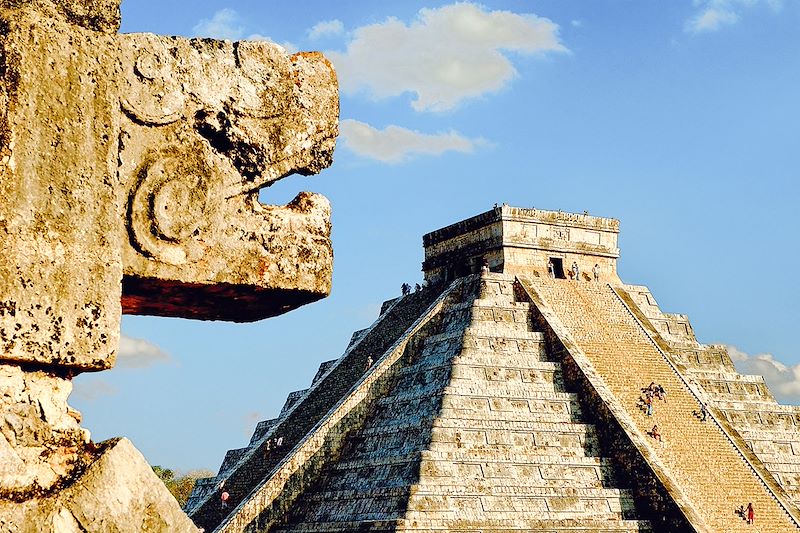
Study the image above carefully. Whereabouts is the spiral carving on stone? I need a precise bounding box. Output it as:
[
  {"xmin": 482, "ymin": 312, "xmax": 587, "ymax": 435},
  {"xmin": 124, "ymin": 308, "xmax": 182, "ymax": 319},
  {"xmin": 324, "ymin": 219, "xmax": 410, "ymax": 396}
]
[
  {"xmin": 127, "ymin": 150, "xmax": 214, "ymax": 265},
  {"xmin": 120, "ymin": 38, "xmax": 185, "ymax": 125}
]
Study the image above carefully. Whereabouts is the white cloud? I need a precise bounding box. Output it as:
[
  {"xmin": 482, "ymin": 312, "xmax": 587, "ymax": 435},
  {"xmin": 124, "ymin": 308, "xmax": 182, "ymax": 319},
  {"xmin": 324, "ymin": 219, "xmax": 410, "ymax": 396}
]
[
  {"xmin": 308, "ymin": 19, "xmax": 345, "ymax": 40},
  {"xmin": 686, "ymin": 1, "xmax": 782, "ymax": 33},
  {"xmin": 728, "ymin": 345, "xmax": 800, "ymax": 405},
  {"xmin": 571, "ymin": 20, "xmax": 583, "ymax": 28},
  {"xmin": 686, "ymin": 7, "xmax": 739, "ymax": 32},
  {"xmin": 339, "ymin": 119, "xmax": 482, "ymax": 163},
  {"xmin": 72, "ymin": 378, "xmax": 117, "ymax": 402},
  {"xmin": 328, "ymin": 2, "xmax": 567, "ymax": 112},
  {"xmin": 242, "ymin": 411, "xmax": 263, "ymax": 435},
  {"xmin": 193, "ymin": 8, "xmax": 244, "ymax": 40},
  {"xmin": 192, "ymin": 9, "xmax": 297, "ymax": 51},
  {"xmin": 117, "ymin": 334, "xmax": 170, "ymax": 369}
]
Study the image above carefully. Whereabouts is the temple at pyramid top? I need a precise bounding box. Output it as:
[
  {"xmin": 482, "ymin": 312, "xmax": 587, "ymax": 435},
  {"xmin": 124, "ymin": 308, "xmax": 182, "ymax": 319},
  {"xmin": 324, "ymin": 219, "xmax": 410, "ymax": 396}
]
[{"xmin": 423, "ymin": 205, "xmax": 620, "ymax": 284}]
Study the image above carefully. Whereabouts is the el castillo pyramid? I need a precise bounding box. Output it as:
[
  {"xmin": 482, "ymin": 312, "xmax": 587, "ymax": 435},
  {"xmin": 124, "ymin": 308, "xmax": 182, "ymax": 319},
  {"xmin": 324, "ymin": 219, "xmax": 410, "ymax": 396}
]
[{"xmin": 185, "ymin": 205, "xmax": 800, "ymax": 532}]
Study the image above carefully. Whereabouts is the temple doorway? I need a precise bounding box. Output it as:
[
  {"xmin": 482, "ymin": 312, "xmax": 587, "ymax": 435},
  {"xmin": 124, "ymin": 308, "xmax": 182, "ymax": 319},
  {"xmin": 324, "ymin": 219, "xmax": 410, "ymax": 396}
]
[{"xmin": 550, "ymin": 257, "xmax": 566, "ymax": 279}]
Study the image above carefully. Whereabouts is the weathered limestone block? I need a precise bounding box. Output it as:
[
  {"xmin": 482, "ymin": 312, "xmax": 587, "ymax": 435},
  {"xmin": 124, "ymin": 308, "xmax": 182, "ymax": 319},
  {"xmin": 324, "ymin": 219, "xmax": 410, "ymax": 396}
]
[
  {"xmin": 0, "ymin": 365, "xmax": 89, "ymax": 496},
  {"xmin": 0, "ymin": 438, "xmax": 198, "ymax": 533},
  {"xmin": 1, "ymin": 0, "xmax": 121, "ymax": 32},
  {"xmin": 0, "ymin": 5, "xmax": 123, "ymax": 370}
]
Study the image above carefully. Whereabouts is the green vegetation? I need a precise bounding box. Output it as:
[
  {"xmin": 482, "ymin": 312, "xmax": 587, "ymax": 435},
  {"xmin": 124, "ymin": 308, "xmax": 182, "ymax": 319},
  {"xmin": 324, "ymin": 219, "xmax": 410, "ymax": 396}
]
[{"xmin": 152, "ymin": 465, "xmax": 214, "ymax": 507}]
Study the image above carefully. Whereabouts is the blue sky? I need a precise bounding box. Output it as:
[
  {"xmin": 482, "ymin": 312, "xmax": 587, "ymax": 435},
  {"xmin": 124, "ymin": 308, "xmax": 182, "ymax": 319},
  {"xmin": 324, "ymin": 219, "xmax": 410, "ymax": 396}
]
[{"xmin": 71, "ymin": 0, "xmax": 800, "ymax": 472}]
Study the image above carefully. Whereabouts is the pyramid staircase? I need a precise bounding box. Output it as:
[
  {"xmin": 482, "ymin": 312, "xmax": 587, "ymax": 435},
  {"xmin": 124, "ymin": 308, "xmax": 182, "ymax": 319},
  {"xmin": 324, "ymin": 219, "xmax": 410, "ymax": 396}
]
[
  {"xmin": 620, "ymin": 284, "xmax": 800, "ymax": 507},
  {"xmin": 519, "ymin": 276, "xmax": 800, "ymax": 532},
  {"xmin": 204, "ymin": 274, "xmax": 653, "ymax": 532}
]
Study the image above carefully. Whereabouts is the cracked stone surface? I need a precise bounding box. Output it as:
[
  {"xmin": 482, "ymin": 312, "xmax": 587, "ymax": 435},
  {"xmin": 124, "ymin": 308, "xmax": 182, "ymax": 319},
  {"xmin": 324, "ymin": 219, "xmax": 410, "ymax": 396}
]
[
  {"xmin": 0, "ymin": 438, "xmax": 199, "ymax": 533},
  {"xmin": 0, "ymin": 365, "xmax": 89, "ymax": 496}
]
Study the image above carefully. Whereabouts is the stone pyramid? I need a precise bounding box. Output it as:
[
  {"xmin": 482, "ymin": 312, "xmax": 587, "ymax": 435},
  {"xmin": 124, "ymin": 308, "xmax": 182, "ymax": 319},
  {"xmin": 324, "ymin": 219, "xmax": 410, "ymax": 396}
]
[{"xmin": 187, "ymin": 206, "xmax": 800, "ymax": 532}]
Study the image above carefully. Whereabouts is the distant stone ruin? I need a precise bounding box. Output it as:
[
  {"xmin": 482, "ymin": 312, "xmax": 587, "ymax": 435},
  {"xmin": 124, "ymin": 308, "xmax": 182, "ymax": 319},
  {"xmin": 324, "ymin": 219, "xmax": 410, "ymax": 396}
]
[
  {"xmin": 0, "ymin": 0, "xmax": 338, "ymax": 530},
  {"xmin": 192, "ymin": 206, "xmax": 800, "ymax": 532}
]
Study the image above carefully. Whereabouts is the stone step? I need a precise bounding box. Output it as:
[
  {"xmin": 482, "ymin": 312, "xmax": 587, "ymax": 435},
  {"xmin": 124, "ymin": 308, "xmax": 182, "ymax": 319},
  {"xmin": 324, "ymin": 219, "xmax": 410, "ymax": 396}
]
[
  {"xmin": 454, "ymin": 349, "xmax": 552, "ymax": 366},
  {"xmin": 746, "ymin": 439, "xmax": 800, "ymax": 457},
  {"xmin": 439, "ymin": 393, "xmax": 582, "ymax": 420},
  {"xmin": 426, "ymin": 442, "xmax": 594, "ymax": 458},
  {"xmin": 463, "ymin": 326, "xmax": 543, "ymax": 341},
  {"xmin": 356, "ymin": 417, "xmax": 596, "ymax": 443},
  {"xmin": 327, "ymin": 452, "xmax": 613, "ymax": 478},
  {"xmin": 443, "ymin": 382, "xmax": 577, "ymax": 400},
  {"xmin": 428, "ymin": 427, "xmax": 597, "ymax": 454},
  {"xmin": 423, "ymin": 329, "xmax": 464, "ymax": 353},
  {"xmin": 381, "ymin": 383, "xmax": 581, "ymax": 408},
  {"xmin": 470, "ymin": 302, "xmax": 531, "ymax": 321},
  {"xmin": 763, "ymin": 461, "xmax": 800, "ymax": 473},
  {"xmin": 287, "ymin": 495, "xmax": 637, "ymax": 524},
  {"xmin": 716, "ymin": 400, "xmax": 800, "ymax": 414},
  {"xmin": 450, "ymin": 365, "xmax": 564, "ymax": 387},
  {"xmin": 454, "ymin": 350, "xmax": 561, "ymax": 370},
  {"xmin": 373, "ymin": 389, "xmax": 583, "ymax": 418},
  {"xmin": 318, "ymin": 461, "xmax": 620, "ymax": 494},
  {"xmin": 420, "ymin": 449, "xmax": 612, "ymax": 467},
  {"xmin": 431, "ymin": 416, "xmax": 595, "ymax": 434},
  {"xmin": 274, "ymin": 518, "xmax": 652, "ymax": 532},
  {"xmin": 471, "ymin": 298, "xmax": 531, "ymax": 310},
  {"xmin": 740, "ymin": 428, "xmax": 800, "ymax": 442},
  {"xmin": 406, "ymin": 510, "xmax": 648, "ymax": 531},
  {"xmin": 274, "ymin": 521, "xmax": 402, "ymax": 533},
  {"xmin": 295, "ymin": 485, "xmax": 633, "ymax": 503},
  {"xmin": 396, "ymin": 359, "xmax": 562, "ymax": 386}
]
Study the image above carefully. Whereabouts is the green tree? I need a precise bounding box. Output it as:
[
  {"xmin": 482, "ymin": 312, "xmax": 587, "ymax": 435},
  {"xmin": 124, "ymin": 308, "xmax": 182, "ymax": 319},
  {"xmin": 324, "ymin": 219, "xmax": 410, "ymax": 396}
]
[{"xmin": 152, "ymin": 465, "xmax": 214, "ymax": 507}]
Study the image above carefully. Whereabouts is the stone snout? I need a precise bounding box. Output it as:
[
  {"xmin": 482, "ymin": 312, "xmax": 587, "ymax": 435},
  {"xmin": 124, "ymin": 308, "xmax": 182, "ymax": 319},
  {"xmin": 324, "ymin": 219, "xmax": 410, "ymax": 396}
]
[{"xmin": 116, "ymin": 35, "xmax": 338, "ymax": 322}]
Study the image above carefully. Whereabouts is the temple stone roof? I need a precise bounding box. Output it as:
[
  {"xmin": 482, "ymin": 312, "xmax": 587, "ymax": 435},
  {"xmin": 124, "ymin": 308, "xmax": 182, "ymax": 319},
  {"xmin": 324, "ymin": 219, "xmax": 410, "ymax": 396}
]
[{"xmin": 423, "ymin": 205, "xmax": 620, "ymax": 284}]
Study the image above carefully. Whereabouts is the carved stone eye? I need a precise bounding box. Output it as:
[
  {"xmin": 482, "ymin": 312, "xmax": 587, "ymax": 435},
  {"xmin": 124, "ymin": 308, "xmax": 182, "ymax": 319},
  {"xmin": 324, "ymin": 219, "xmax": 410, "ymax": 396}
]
[
  {"xmin": 134, "ymin": 52, "xmax": 167, "ymax": 81},
  {"xmin": 151, "ymin": 177, "xmax": 207, "ymax": 243},
  {"xmin": 128, "ymin": 148, "xmax": 215, "ymax": 265}
]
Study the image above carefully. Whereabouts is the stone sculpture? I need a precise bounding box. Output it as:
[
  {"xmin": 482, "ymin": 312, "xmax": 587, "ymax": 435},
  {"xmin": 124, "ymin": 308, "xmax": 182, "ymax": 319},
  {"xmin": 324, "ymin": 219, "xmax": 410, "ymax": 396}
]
[{"xmin": 0, "ymin": 0, "xmax": 338, "ymax": 529}]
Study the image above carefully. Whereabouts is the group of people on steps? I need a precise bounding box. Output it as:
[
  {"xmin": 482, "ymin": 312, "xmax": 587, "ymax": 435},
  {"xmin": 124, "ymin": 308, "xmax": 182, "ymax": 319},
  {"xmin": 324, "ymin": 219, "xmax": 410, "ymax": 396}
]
[{"xmin": 640, "ymin": 381, "xmax": 756, "ymax": 525}]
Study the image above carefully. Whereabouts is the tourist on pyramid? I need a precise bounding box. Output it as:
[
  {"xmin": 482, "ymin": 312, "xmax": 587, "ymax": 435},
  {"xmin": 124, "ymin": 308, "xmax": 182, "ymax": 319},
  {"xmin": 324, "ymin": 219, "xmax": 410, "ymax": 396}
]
[
  {"xmin": 656, "ymin": 384, "xmax": 666, "ymax": 402},
  {"xmin": 746, "ymin": 502, "xmax": 754, "ymax": 524},
  {"xmin": 571, "ymin": 261, "xmax": 580, "ymax": 281},
  {"xmin": 650, "ymin": 425, "xmax": 662, "ymax": 442},
  {"xmin": 593, "ymin": 263, "xmax": 600, "ymax": 281},
  {"xmin": 220, "ymin": 490, "xmax": 229, "ymax": 509}
]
